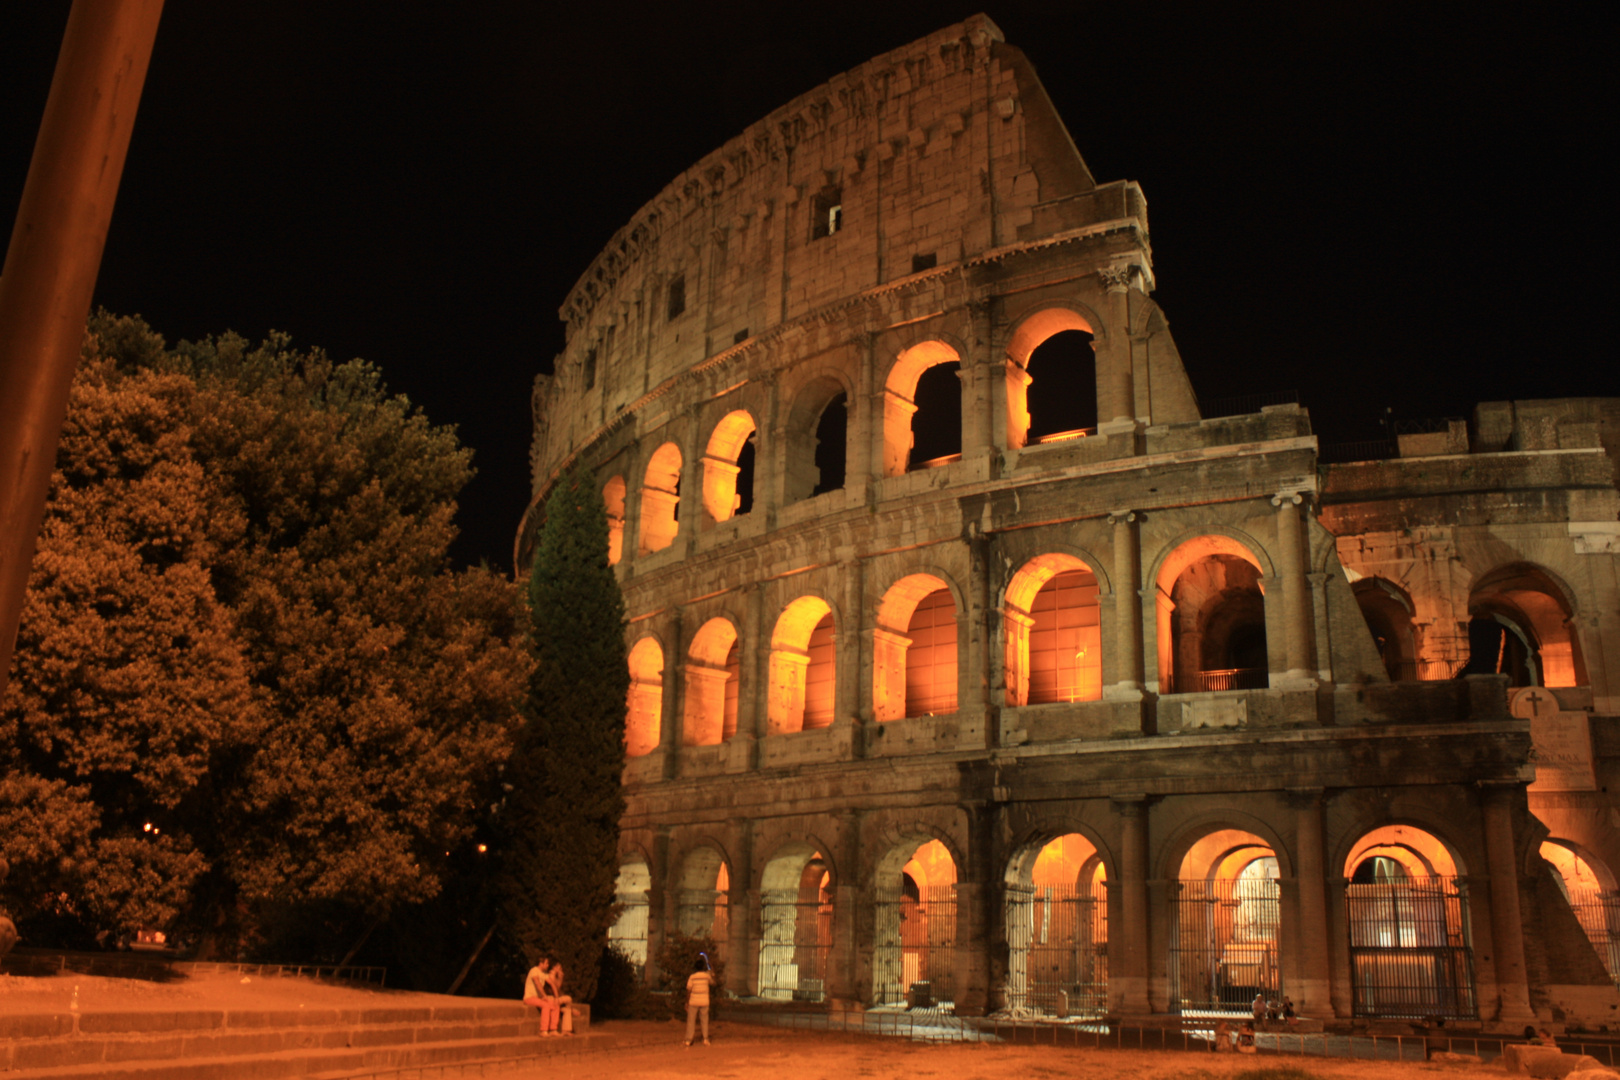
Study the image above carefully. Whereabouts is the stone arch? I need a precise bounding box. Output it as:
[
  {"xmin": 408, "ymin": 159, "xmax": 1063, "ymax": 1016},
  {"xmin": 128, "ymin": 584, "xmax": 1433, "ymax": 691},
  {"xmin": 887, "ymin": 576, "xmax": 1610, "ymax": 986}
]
[
  {"xmin": 1341, "ymin": 822, "xmax": 1463, "ymax": 880},
  {"xmin": 870, "ymin": 824, "xmax": 962, "ymax": 1006},
  {"xmin": 684, "ymin": 616, "xmax": 740, "ymax": 746},
  {"xmin": 626, "ymin": 636, "xmax": 664, "ymax": 757},
  {"xmin": 755, "ymin": 838, "xmax": 835, "ymax": 1002},
  {"xmin": 1353, "ymin": 577, "xmax": 1419, "ymax": 681},
  {"xmin": 881, "ymin": 339, "xmax": 962, "ymax": 476},
  {"xmin": 1158, "ymin": 811, "xmax": 1295, "ymax": 883},
  {"xmin": 1003, "ymin": 552, "xmax": 1104, "ymax": 707},
  {"xmin": 1003, "ymin": 305, "xmax": 1099, "ymax": 449},
  {"xmin": 1003, "ymin": 825, "xmax": 1112, "ymax": 1016},
  {"xmin": 674, "ymin": 841, "xmax": 734, "ymax": 946},
  {"xmin": 1151, "ymin": 532, "xmax": 1272, "ymax": 695},
  {"xmin": 784, "ymin": 370, "xmax": 853, "ymax": 503},
  {"xmin": 608, "ymin": 854, "xmax": 653, "ymax": 970},
  {"xmin": 767, "ymin": 596, "xmax": 836, "ymax": 734},
  {"xmin": 1539, "ymin": 839, "xmax": 1620, "ymax": 982},
  {"xmin": 1463, "ymin": 562, "xmax": 1588, "ymax": 688},
  {"xmin": 872, "ymin": 570, "xmax": 962, "ymax": 721},
  {"xmin": 638, "ymin": 441, "xmax": 683, "ymax": 554},
  {"xmin": 701, "ymin": 409, "xmax": 758, "ymax": 523},
  {"xmin": 602, "ymin": 474, "xmax": 626, "ymax": 566}
]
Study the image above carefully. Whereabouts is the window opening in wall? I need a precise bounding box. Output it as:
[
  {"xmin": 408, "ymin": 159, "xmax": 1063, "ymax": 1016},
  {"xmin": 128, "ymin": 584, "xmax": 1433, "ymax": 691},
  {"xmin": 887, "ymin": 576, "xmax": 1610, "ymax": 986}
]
[
  {"xmin": 905, "ymin": 588, "xmax": 958, "ymax": 717},
  {"xmin": 1459, "ymin": 564, "xmax": 1586, "ymax": 687},
  {"xmin": 758, "ymin": 847, "xmax": 832, "ymax": 1002},
  {"xmin": 1168, "ymin": 553, "xmax": 1269, "ymax": 693},
  {"xmin": 911, "ymin": 252, "xmax": 937, "ymax": 274},
  {"xmin": 1025, "ymin": 330, "xmax": 1097, "ymax": 441},
  {"xmin": 812, "ymin": 392, "xmax": 847, "ymax": 495},
  {"xmin": 735, "ymin": 433, "xmax": 756, "ymax": 515},
  {"xmin": 603, "ymin": 475, "xmax": 626, "ymax": 566},
  {"xmin": 1354, "ymin": 579, "xmax": 1421, "ymax": 680},
  {"xmin": 1540, "ymin": 842, "xmax": 1620, "ymax": 987},
  {"xmin": 812, "ymin": 188, "xmax": 843, "ymax": 239},
  {"xmin": 583, "ymin": 347, "xmax": 598, "ymax": 391},
  {"xmin": 804, "ymin": 613, "xmax": 836, "ymax": 730},
  {"xmin": 723, "ymin": 641, "xmax": 740, "ymax": 741},
  {"xmin": 639, "ymin": 442, "xmax": 683, "ymax": 553},
  {"xmin": 734, "ymin": 327, "xmax": 750, "ymax": 344},
  {"xmin": 625, "ymin": 638, "xmax": 664, "ymax": 757},
  {"xmin": 1004, "ymin": 834, "xmax": 1108, "ymax": 1019},
  {"xmin": 873, "ymin": 838, "xmax": 957, "ymax": 1008},
  {"xmin": 909, "ymin": 360, "xmax": 962, "ymax": 469},
  {"xmin": 607, "ymin": 861, "xmax": 651, "ymax": 973},
  {"xmin": 668, "ymin": 274, "xmax": 686, "ymax": 320},
  {"xmin": 1027, "ymin": 569, "xmax": 1102, "ymax": 704}
]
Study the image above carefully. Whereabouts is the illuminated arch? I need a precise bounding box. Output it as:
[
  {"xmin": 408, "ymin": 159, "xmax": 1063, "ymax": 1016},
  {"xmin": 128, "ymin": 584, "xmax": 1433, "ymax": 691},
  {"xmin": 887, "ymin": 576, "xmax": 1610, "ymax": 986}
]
[
  {"xmin": 1466, "ymin": 562, "xmax": 1587, "ymax": 688},
  {"xmin": 872, "ymin": 834, "xmax": 959, "ymax": 1006},
  {"xmin": 684, "ymin": 617, "xmax": 739, "ymax": 747},
  {"xmin": 882, "ymin": 340, "xmax": 961, "ymax": 476},
  {"xmin": 1153, "ymin": 534, "xmax": 1269, "ymax": 695},
  {"xmin": 625, "ymin": 636, "xmax": 664, "ymax": 757},
  {"xmin": 873, "ymin": 573, "xmax": 959, "ymax": 721},
  {"xmin": 608, "ymin": 857, "xmax": 652, "ymax": 970},
  {"xmin": 638, "ymin": 442, "xmax": 683, "ymax": 553},
  {"xmin": 1003, "ymin": 831, "xmax": 1109, "ymax": 1016},
  {"xmin": 675, "ymin": 844, "xmax": 733, "ymax": 945},
  {"xmin": 1003, "ymin": 306, "xmax": 1097, "ymax": 450},
  {"xmin": 603, "ymin": 475, "xmax": 626, "ymax": 566},
  {"xmin": 1168, "ymin": 826, "xmax": 1282, "ymax": 1012},
  {"xmin": 1004, "ymin": 553, "xmax": 1102, "ymax": 707},
  {"xmin": 1353, "ymin": 577, "xmax": 1417, "ymax": 680},
  {"xmin": 768, "ymin": 596, "xmax": 836, "ymax": 734},
  {"xmin": 1540, "ymin": 840, "xmax": 1620, "ymax": 982},
  {"xmin": 785, "ymin": 372, "xmax": 851, "ymax": 502},
  {"xmin": 757, "ymin": 840, "xmax": 834, "ymax": 1002},
  {"xmin": 701, "ymin": 410, "xmax": 758, "ymax": 523}
]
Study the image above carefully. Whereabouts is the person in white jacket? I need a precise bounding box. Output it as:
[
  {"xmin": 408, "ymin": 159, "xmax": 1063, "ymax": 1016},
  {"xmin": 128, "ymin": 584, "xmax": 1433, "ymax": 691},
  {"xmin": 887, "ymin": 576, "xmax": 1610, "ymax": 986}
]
[{"xmin": 684, "ymin": 956, "xmax": 714, "ymax": 1047}]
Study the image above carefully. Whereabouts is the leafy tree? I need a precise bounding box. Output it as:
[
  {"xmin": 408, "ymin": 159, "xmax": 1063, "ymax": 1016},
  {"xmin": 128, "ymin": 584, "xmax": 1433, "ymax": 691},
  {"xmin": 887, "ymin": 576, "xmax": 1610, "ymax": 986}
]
[
  {"xmin": 491, "ymin": 464, "xmax": 628, "ymax": 1003},
  {"xmin": 1, "ymin": 314, "xmax": 533, "ymax": 955}
]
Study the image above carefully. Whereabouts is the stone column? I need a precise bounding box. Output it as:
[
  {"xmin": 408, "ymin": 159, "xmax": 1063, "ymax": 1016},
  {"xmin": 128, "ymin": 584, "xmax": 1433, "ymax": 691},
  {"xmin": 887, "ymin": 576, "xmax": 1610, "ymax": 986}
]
[
  {"xmin": 828, "ymin": 810, "xmax": 861, "ymax": 1005},
  {"xmin": 1105, "ymin": 510, "xmax": 1144, "ymax": 701},
  {"xmin": 645, "ymin": 828, "xmax": 672, "ymax": 989},
  {"xmin": 659, "ymin": 609, "xmax": 683, "ymax": 780},
  {"xmin": 1481, "ymin": 781, "xmax": 1536, "ymax": 1023},
  {"xmin": 1097, "ymin": 266, "xmax": 1136, "ymax": 430},
  {"xmin": 952, "ymin": 800, "xmax": 995, "ymax": 1016},
  {"xmin": 1271, "ymin": 491, "xmax": 1317, "ymax": 686},
  {"xmin": 1288, "ymin": 788, "xmax": 1332, "ymax": 1017},
  {"xmin": 726, "ymin": 818, "xmax": 753, "ymax": 997},
  {"xmin": 848, "ymin": 332, "xmax": 876, "ymax": 501},
  {"xmin": 963, "ymin": 299, "xmax": 996, "ymax": 471},
  {"xmin": 963, "ymin": 530, "xmax": 993, "ymax": 749},
  {"xmin": 731, "ymin": 584, "xmax": 762, "ymax": 771},
  {"xmin": 837, "ymin": 558, "xmax": 864, "ymax": 731},
  {"xmin": 1111, "ymin": 794, "xmax": 1151, "ymax": 1015}
]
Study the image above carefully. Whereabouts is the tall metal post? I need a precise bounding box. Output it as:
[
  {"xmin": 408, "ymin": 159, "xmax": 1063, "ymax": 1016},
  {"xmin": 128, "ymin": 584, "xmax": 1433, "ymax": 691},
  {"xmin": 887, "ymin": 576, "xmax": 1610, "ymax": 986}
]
[{"xmin": 0, "ymin": 0, "xmax": 165, "ymax": 697}]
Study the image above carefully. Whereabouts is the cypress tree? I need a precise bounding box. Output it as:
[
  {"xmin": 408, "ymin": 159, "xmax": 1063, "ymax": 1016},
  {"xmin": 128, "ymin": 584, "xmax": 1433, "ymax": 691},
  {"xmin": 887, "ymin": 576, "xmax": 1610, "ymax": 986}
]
[{"xmin": 494, "ymin": 465, "xmax": 628, "ymax": 1001}]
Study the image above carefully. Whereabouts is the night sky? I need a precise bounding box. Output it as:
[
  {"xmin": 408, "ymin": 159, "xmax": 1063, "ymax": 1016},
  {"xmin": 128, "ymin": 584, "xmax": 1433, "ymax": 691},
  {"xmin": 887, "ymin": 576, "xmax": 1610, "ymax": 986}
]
[{"xmin": 3, "ymin": 3, "xmax": 1612, "ymax": 572}]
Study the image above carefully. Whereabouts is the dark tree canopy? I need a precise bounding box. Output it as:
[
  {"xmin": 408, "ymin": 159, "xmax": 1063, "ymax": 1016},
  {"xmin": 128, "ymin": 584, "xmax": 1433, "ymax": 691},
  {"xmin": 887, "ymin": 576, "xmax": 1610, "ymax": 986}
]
[{"xmin": 494, "ymin": 465, "xmax": 629, "ymax": 1003}]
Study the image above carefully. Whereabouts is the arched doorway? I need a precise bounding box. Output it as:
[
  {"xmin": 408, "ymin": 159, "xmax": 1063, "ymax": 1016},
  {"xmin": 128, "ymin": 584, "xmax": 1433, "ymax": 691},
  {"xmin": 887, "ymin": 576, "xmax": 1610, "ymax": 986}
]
[
  {"xmin": 757, "ymin": 844, "xmax": 832, "ymax": 1001},
  {"xmin": 676, "ymin": 847, "xmax": 731, "ymax": 965},
  {"xmin": 873, "ymin": 838, "xmax": 957, "ymax": 1008},
  {"xmin": 1541, "ymin": 841, "xmax": 1620, "ymax": 986},
  {"xmin": 767, "ymin": 597, "xmax": 836, "ymax": 733},
  {"xmin": 1170, "ymin": 829, "xmax": 1282, "ymax": 1014},
  {"xmin": 625, "ymin": 637, "xmax": 664, "ymax": 757},
  {"xmin": 701, "ymin": 410, "xmax": 758, "ymax": 523},
  {"xmin": 882, "ymin": 341, "xmax": 961, "ymax": 476},
  {"xmin": 1003, "ymin": 553, "xmax": 1103, "ymax": 707},
  {"xmin": 1004, "ymin": 833, "xmax": 1108, "ymax": 1017},
  {"xmin": 872, "ymin": 574, "xmax": 958, "ymax": 721},
  {"xmin": 683, "ymin": 617, "xmax": 739, "ymax": 746},
  {"xmin": 1353, "ymin": 578, "xmax": 1420, "ymax": 681},
  {"xmin": 607, "ymin": 859, "xmax": 651, "ymax": 975},
  {"xmin": 1462, "ymin": 564, "xmax": 1587, "ymax": 688},
  {"xmin": 1344, "ymin": 825, "xmax": 1476, "ymax": 1018},
  {"xmin": 1156, "ymin": 536, "xmax": 1269, "ymax": 694}
]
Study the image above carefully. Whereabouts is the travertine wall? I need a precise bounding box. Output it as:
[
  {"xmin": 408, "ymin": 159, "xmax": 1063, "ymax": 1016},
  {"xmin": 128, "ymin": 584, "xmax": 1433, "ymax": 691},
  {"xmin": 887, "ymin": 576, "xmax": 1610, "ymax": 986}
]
[{"xmin": 522, "ymin": 16, "xmax": 1620, "ymax": 1031}]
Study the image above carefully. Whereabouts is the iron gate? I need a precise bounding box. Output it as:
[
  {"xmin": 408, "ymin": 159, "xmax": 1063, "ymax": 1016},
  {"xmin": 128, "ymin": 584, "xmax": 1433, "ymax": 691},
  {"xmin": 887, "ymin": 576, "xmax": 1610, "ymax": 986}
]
[
  {"xmin": 1565, "ymin": 886, "xmax": 1620, "ymax": 986},
  {"xmin": 874, "ymin": 886, "xmax": 956, "ymax": 1006},
  {"xmin": 1005, "ymin": 879, "xmax": 1108, "ymax": 1016},
  {"xmin": 1347, "ymin": 876, "xmax": 1476, "ymax": 1018},
  {"xmin": 758, "ymin": 895, "xmax": 831, "ymax": 1001},
  {"xmin": 1170, "ymin": 877, "xmax": 1282, "ymax": 1012}
]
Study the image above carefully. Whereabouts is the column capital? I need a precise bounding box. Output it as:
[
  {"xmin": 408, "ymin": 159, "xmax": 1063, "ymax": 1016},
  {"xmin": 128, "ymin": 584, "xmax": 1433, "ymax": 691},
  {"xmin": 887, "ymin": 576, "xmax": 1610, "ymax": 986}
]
[
  {"xmin": 1107, "ymin": 508, "xmax": 1139, "ymax": 525},
  {"xmin": 1271, "ymin": 489, "xmax": 1313, "ymax": 509},
  {"xmin": 1285, "ymin": 786, "xmax": 1326, "ymax": 808},
  {"xmin": 1110, "ymin": 793, "xmax": 1150, "ymax": 815},
  {"xmin": 1097, "ymin": 264, "xmax": 1137, "ymax": 293}
]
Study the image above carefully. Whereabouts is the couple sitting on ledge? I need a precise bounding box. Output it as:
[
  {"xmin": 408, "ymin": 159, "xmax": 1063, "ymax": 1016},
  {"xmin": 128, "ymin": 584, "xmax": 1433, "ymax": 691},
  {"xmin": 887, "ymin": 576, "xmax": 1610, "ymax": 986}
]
[{"xmin": 522, "ymin": 955, "xmax": 573, "ymax": 1036}]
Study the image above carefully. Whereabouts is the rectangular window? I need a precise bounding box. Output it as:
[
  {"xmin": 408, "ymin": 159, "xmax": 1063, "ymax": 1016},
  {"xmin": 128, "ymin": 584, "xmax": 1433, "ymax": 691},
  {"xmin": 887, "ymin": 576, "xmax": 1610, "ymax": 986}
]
[
  {"xmin": 911, "ymin": 252, "xmax": 937, "ymax": 274},
  {"xmin": 667, "ymin": 274, "xmax": 686, "ymax": 320},
  {"xmin": 583, "ymin": 347, "xmax": 597, "ymax": 390},
  {"xmin": 811, "ymin": 188, "xmax": 843, "ymax": 239}
]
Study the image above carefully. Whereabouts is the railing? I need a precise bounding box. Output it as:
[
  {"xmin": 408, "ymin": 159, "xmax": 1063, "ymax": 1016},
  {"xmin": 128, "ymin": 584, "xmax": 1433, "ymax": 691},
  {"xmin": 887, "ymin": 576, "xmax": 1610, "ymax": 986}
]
[
  {"xmin": 1005, "ymin": 880, "xmax": 1108, "ymax": 1017},
  {"xmin": 1033, "ymin": 427, "xmax": 1096, "ymax": 444},
  {"xmin": 758, "ymin": 896, "xmax": 832, "ymax": 1002},
  {"xmin": 1198, "ymin": 390, "xmax": 1300, "ymax": 419},
  {"xmin": 1564, "ymin": 885, "xmax": 1620, "ymax": 987},
  {"xmin": 1188, "ymin": 668, "xmax": 1268, "ymax": 693},
  {"xmin": 1389, "ymin": 659, "xmax": 1459, "ymax": 682},
  {"xmin": 873, "ymin": 886, "xmax": 956, "ymax": 1007},
  {"xmin": 1347, "ymin": 876, "xmax": 1476, "ymax": 1019},
  {"xmin": 1171, "ymin": 877, "xmax": 1282, "ymax": 1012}
]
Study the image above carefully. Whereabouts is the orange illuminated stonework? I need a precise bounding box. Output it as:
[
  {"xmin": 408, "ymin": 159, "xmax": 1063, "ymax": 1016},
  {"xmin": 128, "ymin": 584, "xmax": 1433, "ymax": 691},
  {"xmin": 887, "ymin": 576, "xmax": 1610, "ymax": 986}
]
[{"xmin": 521, "ymin": 14, "xmax": 1620, "ymax": 1027}]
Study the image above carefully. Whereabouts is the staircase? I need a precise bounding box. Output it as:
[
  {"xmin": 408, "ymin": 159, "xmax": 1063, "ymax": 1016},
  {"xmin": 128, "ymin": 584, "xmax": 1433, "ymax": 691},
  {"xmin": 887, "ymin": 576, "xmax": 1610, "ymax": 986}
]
[{"xmin": 0, "ymin": 998, "xmax": 602, "ymax": 1078}]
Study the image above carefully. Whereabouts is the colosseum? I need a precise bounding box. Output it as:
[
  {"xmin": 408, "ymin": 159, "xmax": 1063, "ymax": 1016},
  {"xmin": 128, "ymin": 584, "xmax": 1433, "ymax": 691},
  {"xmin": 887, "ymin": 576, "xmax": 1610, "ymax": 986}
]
[{"xmin": 519, "ymin": 14, "xmax": 1620, "ymax": 1032}]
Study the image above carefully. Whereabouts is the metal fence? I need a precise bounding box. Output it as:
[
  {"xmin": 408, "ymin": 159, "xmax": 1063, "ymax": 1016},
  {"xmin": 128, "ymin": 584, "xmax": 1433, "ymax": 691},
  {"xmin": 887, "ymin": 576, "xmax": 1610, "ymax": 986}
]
[
  {"xmin": 873, "ymin": 886, "xmax": 956, "ymax": 1007},
  {"xmin": 1190, "ymin": 668, "xmax": 1268, "ymax": 693},
  {"xmin": 1171, "ymin": 877, "xmax": 1282, "ymax": 1012},
  {"xmin": 1347, "ymin": 876, "xmax": 1476, "ymax": 1018},
  {"xmin": 1005, "ymin": 880, "xmax": 1108, "ymax": 1017},
  {"xmin": 1564, "ymin": 885, "xmax": 1620, "ymax": 987},
  {"xmin": 758, "ymin": 896, "xmax": 832, "ymax": 1002}
]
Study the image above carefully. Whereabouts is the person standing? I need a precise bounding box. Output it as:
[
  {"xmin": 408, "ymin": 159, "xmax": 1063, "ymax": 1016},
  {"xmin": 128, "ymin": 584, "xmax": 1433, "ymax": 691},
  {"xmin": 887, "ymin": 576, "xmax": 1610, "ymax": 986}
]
[{"xmin": 685, "ymin": 956, "xmax": 714, "ymax": 1047}]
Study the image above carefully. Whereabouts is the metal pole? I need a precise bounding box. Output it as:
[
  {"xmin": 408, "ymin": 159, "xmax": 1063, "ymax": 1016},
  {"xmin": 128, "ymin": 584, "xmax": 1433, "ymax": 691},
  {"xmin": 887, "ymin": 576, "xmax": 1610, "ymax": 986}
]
[{"xmin": 0, "ymin": 0, "xmax": 164, "ymax": 698}]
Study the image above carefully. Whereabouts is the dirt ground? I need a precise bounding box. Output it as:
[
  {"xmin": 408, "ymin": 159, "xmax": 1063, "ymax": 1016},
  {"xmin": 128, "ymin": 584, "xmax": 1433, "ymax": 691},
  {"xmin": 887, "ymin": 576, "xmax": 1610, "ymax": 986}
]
[
  {"xmin": 0, "ymin": 968, "xmax": 487, "ymax": 1014},
  {"xmin": 517, "ymin": 1024, "xmax": 1510, "ymax": 1080}
]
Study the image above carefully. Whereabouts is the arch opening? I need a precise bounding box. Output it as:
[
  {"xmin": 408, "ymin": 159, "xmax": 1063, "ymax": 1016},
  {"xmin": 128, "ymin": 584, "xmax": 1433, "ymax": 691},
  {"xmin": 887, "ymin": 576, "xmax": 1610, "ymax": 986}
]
[
  {"xmin": 1540, "ymin": 841, "xmax": 1620, "ymax": 985},
  {"xmin": 626, "ymin": 637, "xmax": 664, "ymax": 757},
  {"xmin": 702, "ymin": 410, "xmax": 758, "ymax": 524},
  {"xmin": 1156, "ymin": 538, "xmax": 1268, "ymax": 694},
  {"xmin": 768, "ymin": 598, "xmax": 836, "ymax": 734},
  {"xmin": 873, "ymin": 575, "xmax": 958, "ymax": 721},
  {"xmin": 1354, "ymin": 578, "xmax": 1420, "ymax": 681},
  {"xmin": 1004, "ymin": 833, "xmax": 1108, "ymax": 1017},
  {"xmin": 757, "ymin": 844, "xmax": 832, "ymax": 1002},
  {"xmin": 1004, "ymin": 308, "xmax": 1097, "ymax": 450},
  {"xmin": 883, "ymin": 341, "xmax": 961, "ymax": 476},
  {"xmin": 785, "ymin": 380, "xmax": 849, "ymax": 503},
  {"xmin": 607, "ymin": 859, "xmax": 652, "ymax": 974},
  {"xmin": 639, "ymin": 442, "xmax": 683, "ymax": 554},
  {"xmin": 1004, "ymin": 554, "xmax": 1102, "ymax": 707},
  {"xmin": 1461, "ymin": 564, "xmax": 1586, "ymax": 688},
  {"xmin": 873, "ymin": 838, "xmax": 958, "ymax": 1007},
  {"xmin": 812, "ymin": 393, "xmax": 847, "ymax": 495},
  {"xmin": 1343, "ymin": 825, "xmax": 1476, "ymax": 1019},
  {"xmin": 603, "ymin": 475, "xmax": 626, "ymax": 566},
  {"xmin": 676, "ymin": 848, "xmax": 732, "ymax": 965},
  {"xmin": 684, "ymin": 618, "xmax": 739, "ymax": 747},
  {"xmin": 1170, "ymin": 829, "xmax": 1282, "ymax": 1014}
]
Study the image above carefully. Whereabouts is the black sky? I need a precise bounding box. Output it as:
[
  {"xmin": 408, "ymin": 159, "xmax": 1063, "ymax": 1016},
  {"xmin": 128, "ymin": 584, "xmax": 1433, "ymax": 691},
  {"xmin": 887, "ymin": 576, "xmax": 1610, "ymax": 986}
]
[{"xmin": 3, "ymin": 3, "xmax": 1613, "ymax": 571}]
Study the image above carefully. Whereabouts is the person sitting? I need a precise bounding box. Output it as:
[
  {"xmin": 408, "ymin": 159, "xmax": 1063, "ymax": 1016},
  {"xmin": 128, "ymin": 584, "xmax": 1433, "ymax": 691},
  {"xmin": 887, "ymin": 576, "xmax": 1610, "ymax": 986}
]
[
  {"xmin": 523, "ymin": 957, "xmax": 559, "ymax": 1035},
  {"xmin": 550, "ymin": 960, "xmax": 575, "ymax": 1035},
  {"xmin": 1237, "ymin": 1022, "xmax": 1257, "ymax": 1054},
  {"xmin": 1213, "ymin": 1020, "xmax": 1234, "ymax": 1052}
]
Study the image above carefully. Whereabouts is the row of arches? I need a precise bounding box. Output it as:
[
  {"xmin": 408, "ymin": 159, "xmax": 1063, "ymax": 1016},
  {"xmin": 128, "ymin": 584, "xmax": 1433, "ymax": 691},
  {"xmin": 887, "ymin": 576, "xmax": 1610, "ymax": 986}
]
[
  {"xmin": 610, "ymin": 820, "xmax": 1564, "ymax": 1018},
  {"xmin": 1353, "ymin": 562, "xmax": 1589, "ymax": 686},
  {"xmin": 602, "ymin": 311, "xmax": 1106, "ymax": 564}
]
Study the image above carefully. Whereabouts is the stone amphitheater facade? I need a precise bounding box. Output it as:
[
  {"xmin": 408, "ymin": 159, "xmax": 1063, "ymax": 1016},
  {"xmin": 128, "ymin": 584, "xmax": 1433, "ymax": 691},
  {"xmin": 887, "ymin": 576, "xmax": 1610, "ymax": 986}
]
[{"xmin": 520, "ymin": 15, "xmax": 1620, "ymax": 1030}]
